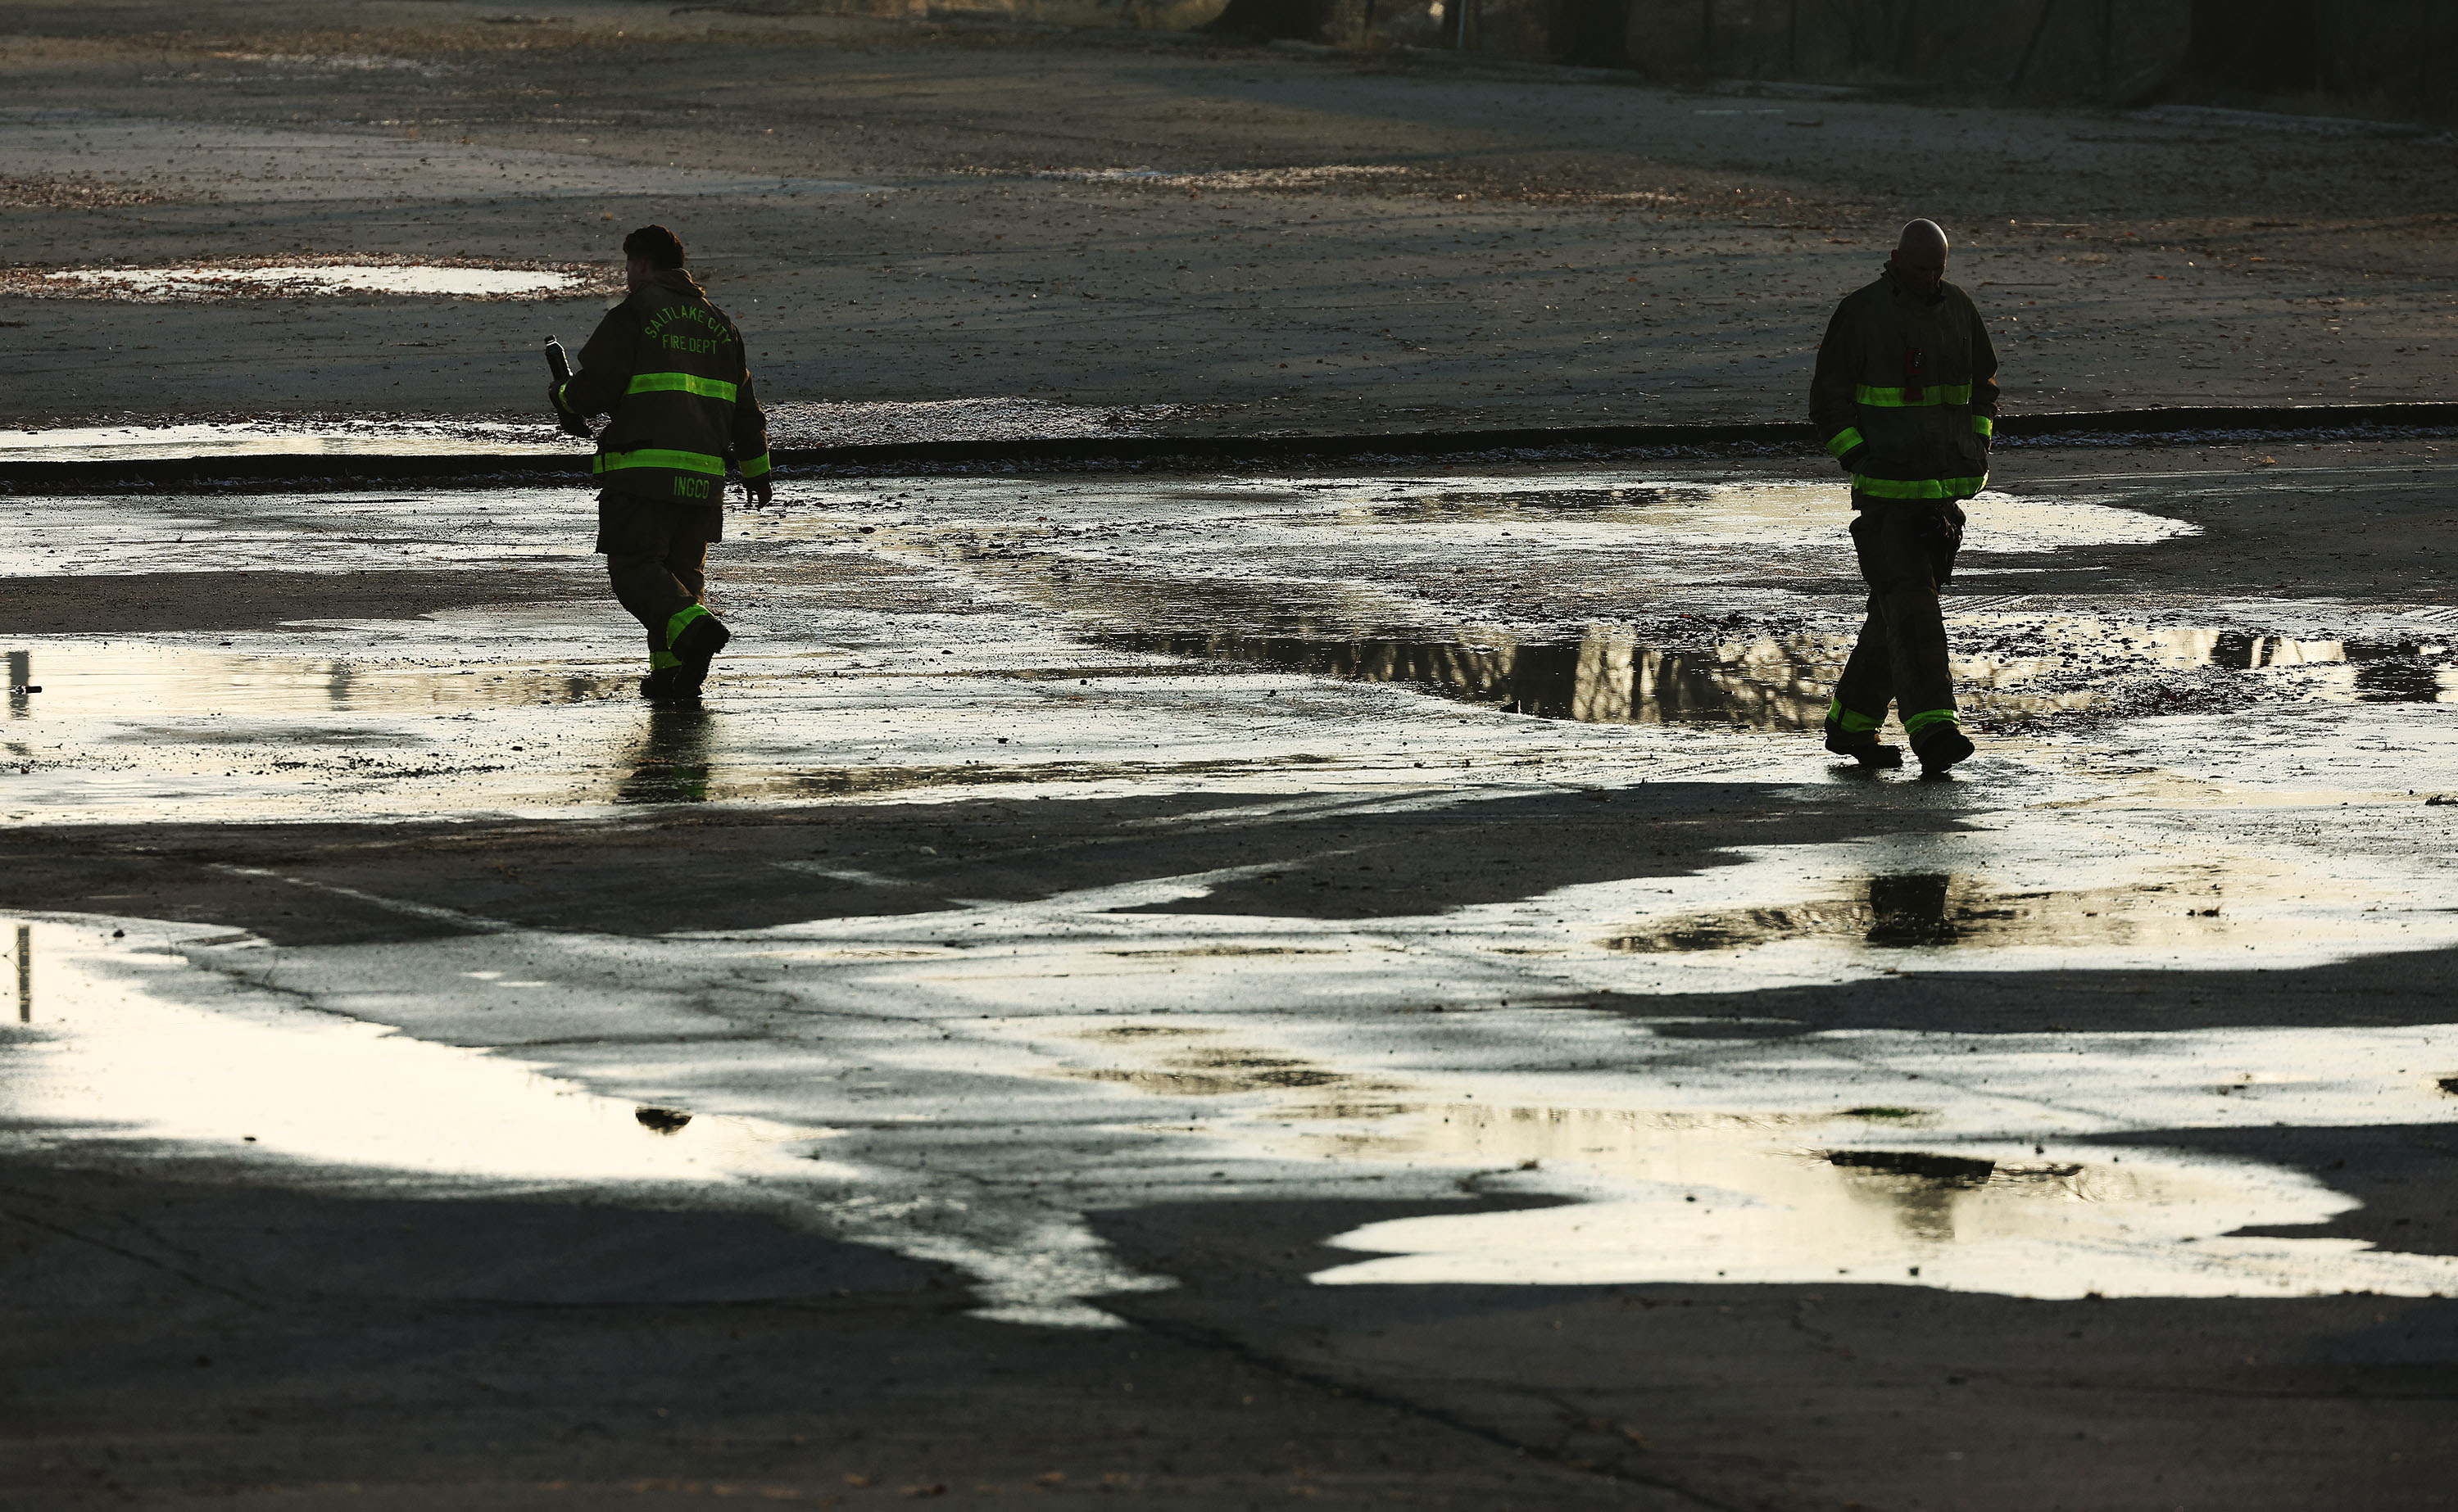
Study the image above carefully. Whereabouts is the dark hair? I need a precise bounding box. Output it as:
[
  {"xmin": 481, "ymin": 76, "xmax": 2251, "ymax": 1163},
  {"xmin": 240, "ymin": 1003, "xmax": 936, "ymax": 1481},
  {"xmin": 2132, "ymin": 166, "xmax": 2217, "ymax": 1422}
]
[{"xmin": 622, "ymin": 224, "xmax": 686, "ymax": 270}]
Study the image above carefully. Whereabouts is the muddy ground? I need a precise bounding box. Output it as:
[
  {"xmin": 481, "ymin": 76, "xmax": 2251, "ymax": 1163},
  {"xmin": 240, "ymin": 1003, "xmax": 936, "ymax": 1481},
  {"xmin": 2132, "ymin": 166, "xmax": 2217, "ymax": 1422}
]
[{"xmin": 2, "ymin": 0, "xmax": 2455, "ymax": 436}]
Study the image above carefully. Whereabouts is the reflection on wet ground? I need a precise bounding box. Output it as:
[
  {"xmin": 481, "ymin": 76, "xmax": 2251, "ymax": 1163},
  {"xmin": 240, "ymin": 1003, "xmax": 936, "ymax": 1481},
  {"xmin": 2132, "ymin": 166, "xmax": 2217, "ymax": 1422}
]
[
  {"xmin": 11, "ymin": 629, "xmax": 2440, "ymax": 762},
  {"xmin": 1604, "ymin": 871, "xmax": 2247, "ymax": 954},
  {"xmin": 1066, "ymin": 1026, "xmax": 1382, "ymax": 1099},
  {"xmin": 0, "ymin": 644, "xmax": 631, "ymax": 718},
  {"xmin": 13, "ymin": 907, "xmax": 2458, "ymax": 1320},
  {"xmin": 9, "ymin": 459, "xmax": 2458, "ymax": 1323},
  {"xmin": 1300, "ymin": 1097, "xmax": 2458, "ymax": 1297},
  {"xmin": 1113, "ymin": 619, "xmax": 2456, "ymax": 731},
  {"xmin": 0, "ymin": 920, "xmax": 839, "ymax": 1190},
  {"xmin": 1109, "ymin": 627, "xmax": 1830, "ymax": 727},
  {"xmin": 616, "ymin": 704, "xmax": 718, "ymax": 804}
]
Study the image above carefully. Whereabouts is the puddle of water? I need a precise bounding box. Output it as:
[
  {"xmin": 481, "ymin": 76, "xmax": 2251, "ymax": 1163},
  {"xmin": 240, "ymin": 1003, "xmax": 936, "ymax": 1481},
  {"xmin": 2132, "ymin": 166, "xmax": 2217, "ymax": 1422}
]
[
  {"xmin": 0, "ymin": 421, "xmax": 580, "ymax": 463},
  {"xmin": 1109, "ymin": 619, "xmax": 2457, "ymax": 731},
  {"xmin": 1052, "ymin": 1011, "xmax": 2458, "ymax": 1300},
  {"xmin": 0, "ymin": 914, "xmax": 1163, "ymax": 1328},
  {"xmin": 1, "ymin": 464, "xmax": 2453, "ymax": 1320},
  {"xmin": 0, "ymin": 489, "xmax": 591, "ymax": 577},
  {"xmin": 1032, "ymin": 165, "xmax": 1413, "ymax": 188},
  {"xmin": 1530, "ymin": 812, "xmax": 2458, "ymax": 988},
  {"xmin": 0, "ymin": 405, "xmax": 1184, "ymax": 462},
  {"xmin": 11, "ymin": 855, "xmax": 2458, "ymax": 1329},
  {"xmin": 204, "ymin": 51, "xmax": 459, "ymax": 75},
  {"xmin": 0, "ymin": 473, "xmax": 2448, "ymax": 826},
  {"xmin": 0, "ymin": 644, "xmax": 631, "ymax": 720},
  {"xmin": 1304, "ymin": 1104, "xmax": 2458, "ymax": 1299},
  {"xmin": 1063, "ymin": 1027, "xmax": 1391, "ymax": 1099},
  {"xmin": 45, "ymin": 265, "xmax": 587, "ymax": 298},
  {"xmin": 1308, "ymin": 479, "xmax": 2196, "ymax": 553},
  {"xmin": 769, "ymin": 475, "xmax": 2194, "ymax": 566},
  {"xmin": 0, "ymin": 629, "xmax": 1627, "ymax": 824},
  {"xmin": 0, "ymin": 919, "xmax": 831, "ymax": 1187},
  {"xmin": 1606, "ymin": 871, "xmax": 2274, "ymax": 955},
  {"xmin": 761, "ymin": 398, "xmax": 1187, "ymax": 448}
]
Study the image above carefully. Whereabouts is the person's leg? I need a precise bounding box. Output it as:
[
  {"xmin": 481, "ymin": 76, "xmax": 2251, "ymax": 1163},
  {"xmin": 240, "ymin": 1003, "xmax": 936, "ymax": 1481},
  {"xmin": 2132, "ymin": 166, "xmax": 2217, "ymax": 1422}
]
[
  {"xmin": 596, "ymin": 492, "xmax": 701, "ymax": 695},
  {"xmin": 1861, "ymin": 501, "xmax": 1970, "ymax": 769},
  {"xmin": 664, "ymin": 539, "xmax": 706, "ymax": 608},
  {"xmin": 1825, "ymin": 509, "xmax": 1901, "ymax": 767},
  {"xmin": 658, "ymin": 505, "xmax": 731, "ymax": 696}
]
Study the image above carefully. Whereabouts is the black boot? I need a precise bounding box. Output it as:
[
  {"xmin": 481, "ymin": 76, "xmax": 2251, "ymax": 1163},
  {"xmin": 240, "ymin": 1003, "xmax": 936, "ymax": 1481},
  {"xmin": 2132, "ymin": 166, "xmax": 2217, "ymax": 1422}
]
[
  {"xmin": 670, "ymin": 614, "xmax": 732, "ymax": 699},
  {"xmin": 1914, "ymin": 726, "xmax": 1975, "ymax": 774},
  {"xmin": 1823, "ymin": 721, "xmax": 1903, "ymax": 769},
  {"xmin": 639, "ymin": 666, "xmax": 687, "ymax": 702}
]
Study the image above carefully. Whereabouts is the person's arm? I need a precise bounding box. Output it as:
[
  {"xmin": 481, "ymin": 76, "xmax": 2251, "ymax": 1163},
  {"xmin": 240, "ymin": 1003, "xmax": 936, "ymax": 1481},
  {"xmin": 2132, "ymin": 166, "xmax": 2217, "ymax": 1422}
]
[
  {"xmin": 731, "ymin": 348, "xmax": 772, "ymax": 505},
  {"xmin": 1810, "ymin": 301, "xmax": 1866, "ymax": 473},
  {"xmin": 552, "ymin": 304, "xmax": 635, "ymax": 420},
  {"xmin": 1967, "ymin": 297, "xmax": 2000, "ymax": 451}
]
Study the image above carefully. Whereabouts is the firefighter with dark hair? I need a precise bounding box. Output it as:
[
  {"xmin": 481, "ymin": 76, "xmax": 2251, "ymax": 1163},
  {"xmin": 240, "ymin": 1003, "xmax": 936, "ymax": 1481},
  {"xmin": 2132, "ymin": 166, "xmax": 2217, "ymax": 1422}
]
[
  {"xmin": 1810, "ymin": 218, "xmax": 1996, "ymax": 775},
  {"xmin": 551, "ymin": 224, "xmax": 772, "ymax": 701}
]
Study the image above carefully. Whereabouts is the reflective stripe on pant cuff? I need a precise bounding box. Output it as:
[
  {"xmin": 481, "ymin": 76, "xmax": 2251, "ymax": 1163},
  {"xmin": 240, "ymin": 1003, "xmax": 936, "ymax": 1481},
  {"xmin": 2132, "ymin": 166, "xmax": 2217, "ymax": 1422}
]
[
  {"xmin": 650, "ymin": 651, "xmax": 682, "ymax": 670},
  {"xmin": 665, "ymin": 601, "xmax": 713, "ymax": 649},
  {"xmin": 1903, "ymin": 708, "xmax": 1961, "ymax": 737},
  {"xmin": 1826, "ymin": 698, "xmax": 1883, "ymax": 735}
]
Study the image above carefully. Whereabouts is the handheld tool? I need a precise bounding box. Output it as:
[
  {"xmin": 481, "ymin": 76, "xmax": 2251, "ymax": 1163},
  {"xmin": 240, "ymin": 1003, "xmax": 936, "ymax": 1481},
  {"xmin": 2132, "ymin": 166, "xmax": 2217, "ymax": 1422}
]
[{"xmin": 544, "ymin": 338, "xmax": 592, "ymax": 439}]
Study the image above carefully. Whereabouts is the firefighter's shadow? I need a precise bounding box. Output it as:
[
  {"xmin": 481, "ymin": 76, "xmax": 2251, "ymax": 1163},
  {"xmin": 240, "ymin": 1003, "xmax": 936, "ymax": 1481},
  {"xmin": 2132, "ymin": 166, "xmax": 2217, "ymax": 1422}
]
[{"xmin": 616, "ymin": 703, "xmax": 716, "ymax": 804}]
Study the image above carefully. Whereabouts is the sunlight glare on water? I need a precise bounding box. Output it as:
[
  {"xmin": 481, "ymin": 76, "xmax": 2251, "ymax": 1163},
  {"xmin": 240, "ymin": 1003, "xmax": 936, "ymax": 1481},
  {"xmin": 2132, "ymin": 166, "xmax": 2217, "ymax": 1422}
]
[
  {"xmin": 55, "ymin": 265, "xmax": 583, "ymax": 297},
  {"xmin": 0, "ymin": 919, "xmax": 837, "ymax": 1188}
]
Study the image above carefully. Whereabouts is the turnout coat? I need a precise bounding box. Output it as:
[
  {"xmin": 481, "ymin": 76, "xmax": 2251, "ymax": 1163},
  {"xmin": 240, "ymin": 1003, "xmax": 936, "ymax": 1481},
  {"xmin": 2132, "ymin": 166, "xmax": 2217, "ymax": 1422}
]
[
  {"xmin": 555, "ymin": 269, "xmax": 772, "ymax": 505},
  {"xmin": 1811, "ymin": 269, "xmax": 1999, "ymax": 502}
]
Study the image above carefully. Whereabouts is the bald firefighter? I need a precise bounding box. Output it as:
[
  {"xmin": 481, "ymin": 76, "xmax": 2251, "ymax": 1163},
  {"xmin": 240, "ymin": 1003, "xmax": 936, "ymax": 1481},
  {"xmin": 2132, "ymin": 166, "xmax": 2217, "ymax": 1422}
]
[
  {"xmin": 1810, "ymin": 218, "xmax": 1995, "ymax": 774},
  {"xmin": 552, "ymin": 224, "xmax": 773, "ymax": 702}
]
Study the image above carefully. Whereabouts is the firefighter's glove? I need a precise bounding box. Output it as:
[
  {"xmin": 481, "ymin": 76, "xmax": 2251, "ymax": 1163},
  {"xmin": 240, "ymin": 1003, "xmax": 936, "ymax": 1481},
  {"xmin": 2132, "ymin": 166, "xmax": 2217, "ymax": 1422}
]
[{"xmin": 1834, "ymin": 445, "xmax": 1868, "ymax": 475}]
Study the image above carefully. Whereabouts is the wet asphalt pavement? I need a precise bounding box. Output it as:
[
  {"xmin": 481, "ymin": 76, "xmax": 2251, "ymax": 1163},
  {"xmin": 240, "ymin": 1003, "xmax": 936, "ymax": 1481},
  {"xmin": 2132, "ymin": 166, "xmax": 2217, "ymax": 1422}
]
[{"xmin": 3, "ymin": 437, "xmax": 2457, "ymax": 1510}]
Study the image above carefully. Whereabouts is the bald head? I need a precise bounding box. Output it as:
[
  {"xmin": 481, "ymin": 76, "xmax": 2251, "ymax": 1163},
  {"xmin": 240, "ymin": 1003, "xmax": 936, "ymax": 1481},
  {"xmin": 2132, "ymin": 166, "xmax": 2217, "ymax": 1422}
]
[{"xmin": 1889, "ymin": 219, "xmax": 1949, "ymax": 297}]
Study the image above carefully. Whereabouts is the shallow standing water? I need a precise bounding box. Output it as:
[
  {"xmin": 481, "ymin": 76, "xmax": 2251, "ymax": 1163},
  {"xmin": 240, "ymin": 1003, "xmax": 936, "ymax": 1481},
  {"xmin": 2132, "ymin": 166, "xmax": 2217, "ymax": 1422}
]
[{"xmin": 4, "ymin": 449, "xmax": 2456, "ymax": 1322}]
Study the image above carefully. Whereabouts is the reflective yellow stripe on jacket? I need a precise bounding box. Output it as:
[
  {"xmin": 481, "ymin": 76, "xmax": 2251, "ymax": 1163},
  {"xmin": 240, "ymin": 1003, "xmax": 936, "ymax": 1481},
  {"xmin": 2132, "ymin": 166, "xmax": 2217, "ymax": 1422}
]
[
  {"xmin": 1853, "ymin": 383, "xmax": 1975, "ymax": 408},
  {"xmin": 592, "ymin": 448, "xmax": 729, "ymax": 478},
  {"xmin": 1852, "ymin": 473, "xmax": 1989, "ymax": 500},
  {"xmin": 626, "ymin": 371, "xmax": 740, "ymax": 403}
]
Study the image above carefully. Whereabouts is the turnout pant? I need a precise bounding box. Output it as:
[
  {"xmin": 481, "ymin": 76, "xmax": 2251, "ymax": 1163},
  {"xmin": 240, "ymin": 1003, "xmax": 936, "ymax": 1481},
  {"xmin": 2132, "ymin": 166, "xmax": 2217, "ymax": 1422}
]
[
  {"xmin": 596, "ymin": 491, "xmax": 723, "ymax": 669},
  {"xmin": 1830, "ymin": 496, "xmax": 1966, "ymax": 745}
]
